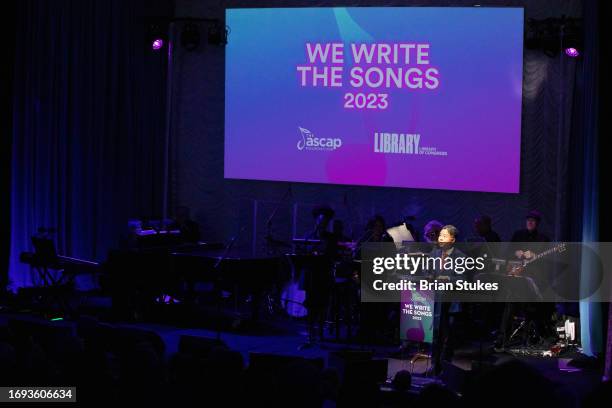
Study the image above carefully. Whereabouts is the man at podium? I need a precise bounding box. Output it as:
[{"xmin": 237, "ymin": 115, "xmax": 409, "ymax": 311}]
[{"xmin": 430, "ymin": 225, "xmax": 466, "ymax": 375}]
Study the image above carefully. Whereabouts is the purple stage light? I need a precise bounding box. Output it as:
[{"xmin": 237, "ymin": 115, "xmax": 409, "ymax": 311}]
[
  {"xmin": 565, "ymin": 47, "xmax": 579, "ymax": 57},
  {"xmin": 152, "ymin": 38, "xmax": 164, "ymax": 50}
]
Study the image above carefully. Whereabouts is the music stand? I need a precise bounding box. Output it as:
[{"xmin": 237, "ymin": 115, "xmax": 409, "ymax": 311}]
[
  {"xmin": 386, "ymin": 224, "xmax": 415, "ymax": 249},
  {"xmin": 30, "ymin": 235, "xmax": 74, "ymax": 316},
  {"xmin": 31, "ymin": 236, "xmax": 61, "ymax": 286}
]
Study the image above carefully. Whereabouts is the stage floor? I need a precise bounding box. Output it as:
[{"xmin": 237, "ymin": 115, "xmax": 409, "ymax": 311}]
[{"xmin": 0, "ymin": 309, "xmax": 603, "ymax": 400}]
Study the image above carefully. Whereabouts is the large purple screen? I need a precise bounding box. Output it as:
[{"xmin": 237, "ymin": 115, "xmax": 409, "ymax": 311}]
[{"xmin": 225, "ymin": 7, "xmax": 523, "ymax": 193}]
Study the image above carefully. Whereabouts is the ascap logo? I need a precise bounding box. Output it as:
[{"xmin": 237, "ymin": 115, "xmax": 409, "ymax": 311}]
[{"xmin": 297, "ymin": 127, "xmax": 342, "ymax": 151}]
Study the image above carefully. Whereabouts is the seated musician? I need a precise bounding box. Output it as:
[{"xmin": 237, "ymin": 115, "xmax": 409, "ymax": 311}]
[
  {"xmin": 332, "ymin": 219, "xmax": 350, "ymax": 243},
  {"xmin": 366, "ymin": 215, "xmax": 394, "ymax": 243},
  {"xmin": 498, "ymin": 210, "xmax": 554, "ymax": 346},
  {"xmin": 509, "ymin": 210, "xmax": 552, "ymax": 287},
  {"xmin": 511, "ymin": 210, "xmax": 550, "ymax": 244},
  {"xmin": 353, "ymin": 215, "xmax": 392, "ymax": 259},
  {"xmin": 511, "ymin": 210, "xmax": 550, "ymax": 268},
  {"xmin": 308, "ymin": 205, "xmax": 339, "ymax": 256},
  {"xmin": 474, "ymin": 215, "xmax": 501, "ymax": 243}
]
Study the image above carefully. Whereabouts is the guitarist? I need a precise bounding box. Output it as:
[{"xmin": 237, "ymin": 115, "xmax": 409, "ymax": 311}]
[
  {"xmin": 499, "ymin": 210, "xmax": 554, "ymax": 346},
  {"xmin": 511, "ymin": 209, "xmax": 550, "ymax": 246},
  {"xmin": 509, "ymin": 210, "xmax": 552, "ymax": 288}
]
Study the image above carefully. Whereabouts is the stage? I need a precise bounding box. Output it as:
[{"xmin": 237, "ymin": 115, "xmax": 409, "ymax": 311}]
[
  {"xmin": 2, "ymin": 1, "xmax": 608, "ymax": 406},
  {"xmin": 0, "ymin": 306, "xmax": 603, "ymax": 403}
]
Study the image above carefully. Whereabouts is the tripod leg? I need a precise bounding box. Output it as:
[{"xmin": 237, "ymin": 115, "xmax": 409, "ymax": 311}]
[{"xmin": 499, "ymin": 302, "xmax": 514, "ymax": 349}]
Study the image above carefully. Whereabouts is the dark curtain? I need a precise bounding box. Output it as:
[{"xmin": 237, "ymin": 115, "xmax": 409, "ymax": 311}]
[
  {"xmin": 1, "ymin": 3, "xmax": 17, "ymax": 288},
  {"xmin": 571, "ymin": 0, "xmax": 601, "ymax": 357},
  {"xmin": 600, "ymin": 0, "xmax": 612, "ymax": 381},
  {"xmin": 9, "ymin": 0, "xmax": 172, "ymax": 289}
]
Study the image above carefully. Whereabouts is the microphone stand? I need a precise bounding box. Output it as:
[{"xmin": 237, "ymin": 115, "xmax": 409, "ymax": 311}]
[
  {"xmin": 298, "ymin": 223, "xmax": 322, "ymax": 350},
  {"xmin": 352, "ymin": 229, "xmax": 375, "ymax": 258},
  {"xmin": 264, "ymin": 186, "xmax": 292, "ymax": 254},
  {"xmin": 214, "ymin": 227, "xmax": 245, "ymax": 341},
  {"xmin": 343, "ymin": 228, "xmax": 375, "ymax": 349}
]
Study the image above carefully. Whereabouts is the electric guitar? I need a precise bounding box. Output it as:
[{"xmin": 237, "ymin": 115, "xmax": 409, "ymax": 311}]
[{"xmin": 507, "ymin": 242, "xmax": 567, "ymax": 276}]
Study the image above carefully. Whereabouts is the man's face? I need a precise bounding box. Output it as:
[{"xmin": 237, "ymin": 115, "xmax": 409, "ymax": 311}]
[
  {"xmin": 438, "ymin": 229, "xmax": 455, "ymax": 246},
  {"xmin": 526, "ymin": 218, "xmax": 538, "ymax": 232}
]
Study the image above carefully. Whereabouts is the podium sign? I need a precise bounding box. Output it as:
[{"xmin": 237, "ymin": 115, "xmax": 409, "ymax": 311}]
[{"xmin": 400, "ymin": 288, "xmax": 435, "ymax": 344}]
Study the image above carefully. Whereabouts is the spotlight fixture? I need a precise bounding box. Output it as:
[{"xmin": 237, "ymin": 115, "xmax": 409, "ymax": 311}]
[
  {"xmin": 181, "ymin": 22, "xmax": 201, "ymax": 51},
  {"xmin": 152, "ymin": 38, "xmax": 164, "ymax": 51},
  {"xmin": 207, "ymin": 22, "xmax": 228, "ymax": 45},
  {"xmin": 148, "ymin": 22, "xmax": 167, "ymax": 51},
  {"xmin": 562, "ymin": 29, "xmax": 582, "ymax": 58},
  {"xmin": 564, "ymin": 47, "xmax": 580, "ymax": 58},
  {"xmin": 524, "ymin": 16, "xmax": 583, "ymax": 58}
]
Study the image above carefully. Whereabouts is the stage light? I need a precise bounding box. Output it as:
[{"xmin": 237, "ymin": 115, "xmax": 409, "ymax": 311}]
[
  {"xmin": 525, "ymin": 17, "xmax": 583, "ymax": 58},
  {"xmin": 152, "ymin": 38, "xmax": 164, "ymax": 51},
  {"xmin": 181, "ymin": 23, "xmax": 200, "ymax": 51},
  {"xmin": 563, "ymin": 30, "xmax": 582, "ymax": 58},
  {"xmin": 561, "ymin": 17, "xmax": 583, "ymax": 58},
  {"xmin": 565, "ymin": 47, "xmax": 580, "ymax": 57},
  {"xmin": 147, "ymin": 21, "xmax": 167, "ymax": 52}
]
